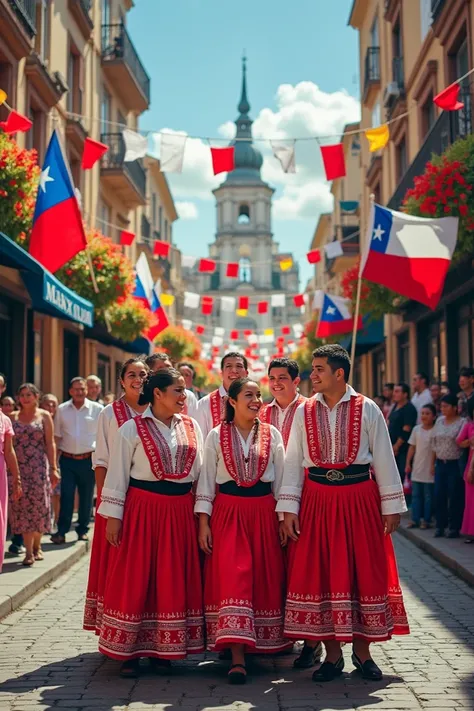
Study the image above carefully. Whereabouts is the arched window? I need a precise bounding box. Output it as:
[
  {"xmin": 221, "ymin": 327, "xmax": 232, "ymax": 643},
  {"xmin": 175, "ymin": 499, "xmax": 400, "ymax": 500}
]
[
  {"xmin": 238, "ymin": 204, "xmax": 250, "ymax": 224},
  {"xmin": 239, "ymin": 257, "xmax": 251, "ymax": 283}
]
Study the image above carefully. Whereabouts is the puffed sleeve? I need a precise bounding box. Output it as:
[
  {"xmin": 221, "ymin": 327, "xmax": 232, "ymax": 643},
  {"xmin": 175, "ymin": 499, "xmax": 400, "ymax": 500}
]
[
  {"xmin": 194, "ymin": 428, "xmax": 219, "ymax": 516},
  {"xmin": 92, "ymin": 407, "xmax": 111, "ymax": 469},
  {"xmin": 275, "ymin": 405, "xmax": 305, "ymax": 515},
  {"xmin": 367, "ymin": 400, "xmax": 407, "ymax": 515},
  {"xmin": 98, "ymin": 419, "xmax": 137, "ymax": 520}
]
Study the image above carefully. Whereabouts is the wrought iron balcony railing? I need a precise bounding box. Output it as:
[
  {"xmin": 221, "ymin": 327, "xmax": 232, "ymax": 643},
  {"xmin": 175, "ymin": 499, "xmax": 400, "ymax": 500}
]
[
  {"xmin": 101, "ymin": 23, "xmax": 150, "ymax": 104},
  {"xmin": 364, "ymin": 47, "xmax": 380, "ymax": 95},
  {"xmin": 7, "ymin": 0, "xmax": 36, "ymax": 36}
]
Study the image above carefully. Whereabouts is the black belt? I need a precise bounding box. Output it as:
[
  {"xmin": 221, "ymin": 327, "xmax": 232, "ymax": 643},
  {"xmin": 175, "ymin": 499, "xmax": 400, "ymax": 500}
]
[
  {"xmin": 219, "ymin": 480, "xmax": 272, "ymax": 497},
  {"xmin": 308, "ymin": 464, "xmax": 370, "ymax": 486},
  {"xmin": 129, "ymin": 478, "xmax": 192, "ymax": 496}
]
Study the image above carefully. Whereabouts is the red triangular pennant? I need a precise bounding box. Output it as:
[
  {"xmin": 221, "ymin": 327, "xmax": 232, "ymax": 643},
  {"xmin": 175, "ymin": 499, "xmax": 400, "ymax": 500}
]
[
  {"xmin": 0, "ymin": 110, "xmax": 32, "ymax": 135},
  {"xmin": 320, "ymin": 143, "xmax": 346, "ymax": 180},
  {"xmin": 196, "ymin": 324, "xmax": 205, "ymax": 335},
  {"xmin": 82, "ymin": 137, "xmax": 109, "ymax": 170},
  {"xmin": 120, "ymin": 230, "xmax": 135, "ymax": 246},
  {"xmin": 210, "ymin": 146, "xmax": 235, "ymax": 175},
  {"xmin": 238, "ymin": 296, "xmax": 249, "ymax": 310},
  {"xmin": 281, "ymin": 326, "xmax": 291, "ymax": 335},
  {"xmin": 433, "ymin": 82, "xmax": 464, "ymax": 111},
  {"xmin": 154, "ymin": 240, "xmax": 171, "ymax": 258},
  {"xmin": 307, "ymin": 249, "xmax": 321, "ymax": 264},
  {"xmin": 226, "ymin": 262, "xmax": 239, "ymax": 278},
  {"xmin": 198, "ymin": 258, "xmax": 216, "ymax": 273},
  {"xmin": 230, "ymin": 329, "xmax": 239, "ymax": 340},
  {"xmin": 257, "ymin": 301, "xmax": 269, "ymax": 314}
]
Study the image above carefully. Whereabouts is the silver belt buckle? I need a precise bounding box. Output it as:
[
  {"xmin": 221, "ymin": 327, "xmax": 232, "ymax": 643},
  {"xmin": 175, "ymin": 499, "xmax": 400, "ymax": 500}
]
[{"xmin": 326, "ymin": 469, "xmax": 344, "ymax": 482}]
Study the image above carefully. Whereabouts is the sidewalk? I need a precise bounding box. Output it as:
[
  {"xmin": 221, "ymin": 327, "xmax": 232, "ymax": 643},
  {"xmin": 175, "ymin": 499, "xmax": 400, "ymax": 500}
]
[
  {"xmin": 397, "ymin": 517, "xmax": 474, "ymax": 587},
  {"xmin": 0, "ymin": 527, "xmax": 92, "ymax": 620}
]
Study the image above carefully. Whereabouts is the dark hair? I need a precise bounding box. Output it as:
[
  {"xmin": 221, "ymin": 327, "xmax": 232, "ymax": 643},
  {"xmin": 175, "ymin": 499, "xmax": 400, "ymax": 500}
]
[
  {"xmin": 178, "ymin": 361, "xmax": 196, "ymax": 378},
  {"xmin": 221, "ymin": 351, "xmax": 248, "ymax": 371},
  {"xmin": 421, "ymin": 403, "xmax": 437, "ymax": 417},
  {"xmin": 396, "ymin": 382, "xmax": 410, "ymax": 397},
  {"xmin": 383, "ymin": 382, "xmax": 394, "ymax": 390},
  {"xmin": 430, "ymin": 381, "xmax": 441, "ymax": 387},
  {"xmin": 120, "ymin": 356, "xmax": 149, "ymax": 381},
  {"xmin": 17, "ymin": 382, "xmax": 40, "ymax": 407},
  {"xmin": 145, "ymin": 353, "xmax": 172, "ymax": 368},
  {"xmin": 69, "ymin": 376, "xmax": 86, "ymax": 388},
  {"xmin": 268, "ymin": 358, "xmax": 299, "ymax": 380},
  {"xmin": 224, "ymin": 377, "xmax": 256, "ymax": 422},
  {"xmin": 441, "ymin": 393, "xmax": 458, "ymax": 408},
  {"xmin": 459, "ymin": 366, "xmax": 474, "ymax": 378},
  {"xmin": 138, "ymin": 367, "xmax": 182, "ymax": 405},
  {"xmin": 416, "ymin": 372, "xmax": 429, "ymax": 386},
  {"xmin": 441, "ymin": 380, "xmax": 450, "ymax": 389},
  {"xmin": 312, "ymin": 344, "xmax": 351, "ymax": 382}
]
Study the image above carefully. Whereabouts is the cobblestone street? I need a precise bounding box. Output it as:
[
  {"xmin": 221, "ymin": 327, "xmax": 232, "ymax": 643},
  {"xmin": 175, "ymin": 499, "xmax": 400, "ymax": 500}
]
[{"xmin": 0, "ymin": 536, "xmax": 473, "ymax": 711}]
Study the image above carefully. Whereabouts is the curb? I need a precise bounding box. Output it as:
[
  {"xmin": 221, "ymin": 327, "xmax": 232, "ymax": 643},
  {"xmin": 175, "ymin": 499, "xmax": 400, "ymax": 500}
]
[
  {"xmin": 0, "ymin": 538, "xmax": 90, "ymax": 620},
  {"xmin": 397, "ymin": 526, "xmax": 474, "ymax": 588}
]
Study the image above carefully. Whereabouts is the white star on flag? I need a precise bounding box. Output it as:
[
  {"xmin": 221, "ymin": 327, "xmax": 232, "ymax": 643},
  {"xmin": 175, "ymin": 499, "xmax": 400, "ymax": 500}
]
[
  {"xmin": 39, "ymin": 165, "xmax": 54, "ymax": 192},
  {"xmin": 326, "ymin": 306, "xmax": 336, "ymax": 315},
  {"xmin": 372, "ymin": 224, "xmax": 385, "ymax": 241}
]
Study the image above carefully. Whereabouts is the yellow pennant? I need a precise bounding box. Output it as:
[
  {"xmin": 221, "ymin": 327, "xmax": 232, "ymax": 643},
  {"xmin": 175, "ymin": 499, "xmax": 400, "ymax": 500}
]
[
  {"xmin": 160, "ymin": 293, "xmax": 175, "ymax": 306},
  {"xmin": 236, "ymin": 308, "xmax": 247, "ymax": 317},
  {"xmin": 264, "ymin": 328, "xmax": 274, "ymax": 336},
  {"xmin": 365, "ymin": 124, "xmax": 390, "ymax": 152},
  {"xmin": 280, "ymin": 257, "xmax": 293, "ymax": 271},
  {"xmin": 0, "ymin": 89, "xmax": 7, "ymax": 106}
]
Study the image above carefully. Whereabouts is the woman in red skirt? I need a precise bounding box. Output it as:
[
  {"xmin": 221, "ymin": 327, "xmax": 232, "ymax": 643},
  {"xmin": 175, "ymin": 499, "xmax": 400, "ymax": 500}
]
[
  {"xmin": 195, "ymin": 377, "xmax": 288, "ymax": 685},
  {"xmin": 83, "ymin": 357, "xmax": 149, "ymax": 634},
  {"xmin": 97, "ymin": 368, "xmax": 204, "ymax": 677}
]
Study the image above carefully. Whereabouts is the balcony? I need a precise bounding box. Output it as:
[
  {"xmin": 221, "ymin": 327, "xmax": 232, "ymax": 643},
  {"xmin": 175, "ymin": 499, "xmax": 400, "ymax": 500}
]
[
  {"xmin": 101, "ymin": 23, "xmax": 150, "ymax": 113},
  {"xmin": 388, "ymin": 88, "xmax": 473, "ymax": 210},
  {"xmin": 68, "ymin": 0, "xmax": 93, "ymax": 38},
  {"xmin": 100, "ymin": 132, "xmax": 146, "ymax": 207},
  {"xmin": 66, "ymin": 117, "xmax": 88, "ymax": 153},
  {"xmin": 363, "ymin": 47, "xmax": 380, "ymax": 103},
  {"xmin": 24, "ymin": 53, "xmax": 66, "ymax": 108},
  {"xmin": 0, "ymin": 0, "xmax": 36, "ymax": 59}
]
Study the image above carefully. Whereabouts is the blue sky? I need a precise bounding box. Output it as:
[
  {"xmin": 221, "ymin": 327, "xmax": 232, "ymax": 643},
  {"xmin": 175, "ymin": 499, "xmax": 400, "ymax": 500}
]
[{"xmin": 128, "ymin": 0, "xmax": 360, "ymax": 288}]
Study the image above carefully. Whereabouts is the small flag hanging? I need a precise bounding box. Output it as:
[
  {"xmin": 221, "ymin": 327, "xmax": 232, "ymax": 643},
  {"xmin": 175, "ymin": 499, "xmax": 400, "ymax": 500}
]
[
  {"xmin": 196, "ymin": 324, "xmax": 205, "ymax": 335},
  {"xmin": 0, "ymin": 89, "xmax": 6, "ymax": 105},
  {"xmin": 153, "ymin": 240, "xmax": 171, "ymax": 258},
  {"xmin": 281, "ymin": 325, "xmax": 291, "ymax": 335},
  {"xmin": 0, "ymin": 109, "xmax": 32, "ymax": 135},
  {"xmin": 212, "ymin": 335, "xmax": 223, "ymax": 346},
  {"xmin": 160, "ymin": 133, "xmax": 187, "ymax": 173},
  {"xmin": 220, "ymin": 296, "xmax": 236, "ymax": 312},
  {"xmin": 243, "ymin": 329, "xmax": 253, "ymax": 337},
  {"xmin": 270, "ymin": 140, "xmax": 296, "ymax": 173},
  {"xmin": 280, "ymin": 257, "xmax": 293, "ymax": 271},
  {"xmin": 201, "ymin": 296, "xmax": 214, "ymax": 315},
  {"xmin": 320, "ymin": 143, "xmax": 346, "ymax": 181},
  {"xmin": 258, "ymin": 301, "xmax": 269, "ymax": 314},
  {"xmin": 160, "ymin": 293, "xmax": 175, "ymax": 306},
  {"xmin": 236, "ymin": 308, "xmax": 248, "ymax": 317},
  {"xmin": 123, "ymin": 129, "xmax": 148, "ymax": 162},
  {"xmin": 198, "ymin": 258, "xmax": 216, "ymax": 273},
  {"xmin": 264, "ymin": 328, "xmax": 274, "ymax": 336},
  {"xmin": 293, "ymin": 323, "xmax": 304, "ymax": 337},
  {"xmin": 434, "ymin": 82, "xmax": 464, "ymax": 111},
  {"xmin": 181, "ymin": 255, "xmax": 197, "ymax": 269},
  {"xmin": 210, "ymin": 146, "xmax": 235, "ymax": 175},
  {"xmin": 307, "ymin": 249, "xmax": 321, "ymax": 264},
  {"xmin": 238, "ymin": 296, "xmax": 249, "ymax": 311},
  {"xmin": 293, "ymin": 294, "xmax": 307, "ymax": 308},
  {"xmin": 226, "ymin": 262, "xmax": 239, "ymax": 278},
  {"xmin": 214, "ymin": 326, "xmax": 225, "ymax": 336},
  {"xmin": 120, "ymin": 230, "xmax": 135, "ymax": 246},
  {"xmin": 276, "ymin": 336, "xmax": 285, "ymax": 345},
  {"xmin": 271, "ymin": 293, "xmax": 286, "ymax": 308},
  {"xmin": 81, "ymin": 137, "xmax": 108, "ymax": 169},
  {"xmin": 184, "ymin": 291, "xmax": 200, "ymax": 309},
  {"xmin": 325, "ymin": 241, "xmax": 344, "ymax": 259},
  {"xmin": 365, "ymin": 124, "xmax": 390, "ymax": 152},
  {"xmin": 313, "ymin": 289, "xmax": 324, "ymax": 309},
  {"xmin": 230, "ymin": 329, "xmax": 239, "ymax": 340},
  {"xmin": 182, "ymin": 319, "xmax": 192, "ymax": 330}
]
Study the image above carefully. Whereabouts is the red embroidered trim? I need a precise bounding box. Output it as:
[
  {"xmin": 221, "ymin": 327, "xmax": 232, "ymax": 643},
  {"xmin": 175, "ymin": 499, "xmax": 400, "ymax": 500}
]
[
  {"xmin": 209, "ymin": 389, "xmax": 226, "ymax": 428},
  {"xmin": 135, "ymin": 415, "xmax": 198, "ymax": 480},
  {"xmin": 112, "ymin": 397, "xmax": 134, "ymax": 428},
  {"xmin": 260, "ymin": 395, "xmax": 305, "ymax": 448},
  {"xmin": 304, "ymin": 394, "xmax": 364, "ymax": 469},
  {"xmin": 219, "ymin": 420, "xmax": 272, "ymax": 487}
]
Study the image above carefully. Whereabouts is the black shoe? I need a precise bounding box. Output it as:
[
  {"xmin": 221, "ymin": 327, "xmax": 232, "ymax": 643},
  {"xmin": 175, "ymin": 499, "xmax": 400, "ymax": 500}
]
[
  {"xmin": 119, "ymin": 658, "xmax": 140, "ymax": 678},
  {"xmin": 312, "ymin": 654, "xmax": 344, "ymax": 682},
  {"xmin": 294, "ymin": 641, "xmax": 323, "ymax": 668},
  {"xmin": 228, "ymin": 664, "xmax": 246, "ymax": 685},
  {"xmin": 434, "ymin": 528, "xmax": 444, "ymax": 538},
  {"xmin": 447, "ymin": 530, "xmax": 460, "ymax": 539},
  {"xmin": 50, "ymin": 533, "xmax": 66, "ymax": 545},
  {"xmin": 77, "ymin": 533, "xmax": 89, "ymax": 542},
  {"xmin": 352, "ymin": 652, "xmax": 382, "ymax": 680}
]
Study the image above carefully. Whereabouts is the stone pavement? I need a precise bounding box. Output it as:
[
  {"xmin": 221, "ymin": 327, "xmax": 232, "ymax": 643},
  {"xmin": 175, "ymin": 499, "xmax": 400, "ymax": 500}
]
[{"xmin": 0, "ymin": 535, "xmax": 474, "ymax": 711}]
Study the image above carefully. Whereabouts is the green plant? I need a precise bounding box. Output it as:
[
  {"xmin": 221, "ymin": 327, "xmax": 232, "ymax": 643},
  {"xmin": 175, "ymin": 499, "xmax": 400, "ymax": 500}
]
[
  {"xmin": 0, "ymin": 132, "xmax": 39, "ymax": 246},
  {"xmin": 153, "ymin": 325, "xmax": 202, "ymax": 363},
  {"xmin": 107, "ymin": 297, "xmax": 154, "ymax": 342}
]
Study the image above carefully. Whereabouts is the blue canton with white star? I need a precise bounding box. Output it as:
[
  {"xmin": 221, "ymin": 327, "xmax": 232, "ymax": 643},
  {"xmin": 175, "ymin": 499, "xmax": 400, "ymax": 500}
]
[
  {"xmin": 33, "ymin": 131, "xmax": 75, "ymax": 221},
  {"xmin": 370, "ymin": 204, "xmax": 393, "ymax": 254}
]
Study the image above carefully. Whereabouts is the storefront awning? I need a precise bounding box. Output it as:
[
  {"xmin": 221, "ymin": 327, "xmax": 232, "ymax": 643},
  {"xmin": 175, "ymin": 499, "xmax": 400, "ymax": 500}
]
[
  {"xmin": 0, "ymin": 232, "xmax": 94, "ymax": 327},
  {"xmin": 338, "ymin": 316, "xmax": 384, "ymax": 355}
]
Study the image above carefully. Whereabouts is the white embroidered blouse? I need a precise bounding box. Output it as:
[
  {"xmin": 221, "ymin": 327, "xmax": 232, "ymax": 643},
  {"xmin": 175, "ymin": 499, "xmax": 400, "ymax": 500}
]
[
  {"xmin": 275, "ymin": 385, "xmax": 407, "ymax": 517},
  {"xmin": 196, "ymin": 385, "xmax": 227, "ymax": 442},
  {"xmin": 194, "ymin": 423, "xmax": 285, "ymax": 517},
  {"xmin": 98, "ymin": 406, "xmax": 203, "ymax": 520},
  {"xmin": 92, "ymin": 402, "xmax": 141, "ymax": 469}
]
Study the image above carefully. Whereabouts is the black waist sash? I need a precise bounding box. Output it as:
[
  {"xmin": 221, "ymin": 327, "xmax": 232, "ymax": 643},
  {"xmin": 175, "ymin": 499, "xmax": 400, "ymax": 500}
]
[
  {"xmin": 129, "ymin": 477, "xmax": 192, "ymax": 496},
  {"xmin": 308, "ymin": 463, "xmax": 371, "ymax": 486},
  {"xmin": 219, "ymin": 480, "xmax": 272, "ymax": 497}
]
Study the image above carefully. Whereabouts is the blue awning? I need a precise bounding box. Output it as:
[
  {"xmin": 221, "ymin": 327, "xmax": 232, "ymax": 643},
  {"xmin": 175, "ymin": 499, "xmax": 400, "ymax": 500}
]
[
  {"xmin": 339, "ymin": 315, "xmax": 384, "ymax": 354},
  {"xmin": 0, "ymin": 232, "xmax": 94, "ymax": 327}
]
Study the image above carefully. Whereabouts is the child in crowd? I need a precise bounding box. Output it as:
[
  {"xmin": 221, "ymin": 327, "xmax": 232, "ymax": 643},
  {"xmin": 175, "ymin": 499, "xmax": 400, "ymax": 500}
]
[
  {"xmin": 405, "ymin": 403, "xmax": 437, "ymax": 529},
  {"xmin": 457, "ymin": 398, "xmax": 474, "ymax": 543}
]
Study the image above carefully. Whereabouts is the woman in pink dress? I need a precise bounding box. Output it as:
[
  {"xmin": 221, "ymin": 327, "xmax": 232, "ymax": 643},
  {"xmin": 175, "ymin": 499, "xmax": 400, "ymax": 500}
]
[
  {"xmin": 1, "ymin": 410, "xmax": 21, "ymax": 571},
  {"xmin": 457, "ymin": 398, "xmax": 474, "ymax": 543}
]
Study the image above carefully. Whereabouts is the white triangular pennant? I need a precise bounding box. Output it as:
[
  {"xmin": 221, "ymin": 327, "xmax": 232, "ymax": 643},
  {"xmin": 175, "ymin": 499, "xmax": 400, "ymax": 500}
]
[
  {"xmin": 184, "ymin": 291, "xmax": 200, "ymax": 309},
  {"xmin": 160, "ymin": 133, "xmax": 187, "ymax": 173},
  {"xmin": 123, "ymin": 129, "xmax": 148, "ymax": 162},
  {"xmin": 325, "ymin": 241, "xmax": 344, "ymax": 259},
  {"xmin": 271, "ymin": 293, "xmax": 286, "ymax": 308},
  {"xmin": 271, "ymin": 140, "xmax": 296, "ymax": 173},
  {"xmin": 220, "ymin": 296, "xmax": 236, "ymax": 313}
]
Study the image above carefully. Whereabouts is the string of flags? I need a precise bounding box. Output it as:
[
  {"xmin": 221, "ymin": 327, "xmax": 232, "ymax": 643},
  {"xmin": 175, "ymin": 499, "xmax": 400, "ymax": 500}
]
[{"xmin": 182, "ymin": 290, "xmax": 315, "ymax": 316}]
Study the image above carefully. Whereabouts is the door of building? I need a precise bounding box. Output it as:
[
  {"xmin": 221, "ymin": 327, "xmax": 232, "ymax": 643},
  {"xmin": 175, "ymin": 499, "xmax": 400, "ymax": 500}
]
[{"xmin": 63, "ymin": 330, "xmax": 80, "ymax": 400}]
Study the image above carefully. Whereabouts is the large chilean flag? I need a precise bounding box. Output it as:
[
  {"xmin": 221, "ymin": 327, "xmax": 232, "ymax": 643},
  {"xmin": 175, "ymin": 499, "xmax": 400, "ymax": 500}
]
[
  {"xmin": 361, "ymin": 204, "xmax": 458, "ymax": 310},
  {"xmin": 316, "ymin": 293, "xmax": 362, "ymax": 338}
]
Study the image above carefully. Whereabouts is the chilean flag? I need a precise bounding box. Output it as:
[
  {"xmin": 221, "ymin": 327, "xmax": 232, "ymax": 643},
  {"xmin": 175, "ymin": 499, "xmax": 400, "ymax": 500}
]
[
  {"xmin": 29, "ymin": 130, "xmax": 87, "ymax": 272},
  {"xmin": 133, "ymin": 253, "xmax": 169, "ymax": 339},
  {"xmin": 361, "ymin": 204, "xmax": 458, "ymax": 309},
  {"xmin": 316, "ymin": 293, "xmax": 362, "ymax": 338}
]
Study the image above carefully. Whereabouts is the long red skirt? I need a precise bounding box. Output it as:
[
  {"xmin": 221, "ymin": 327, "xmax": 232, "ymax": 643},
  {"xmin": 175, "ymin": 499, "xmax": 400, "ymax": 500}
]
[
  {"xmin": 83, "ymin": 497, "xmax": 110, "ymax": 633},
  {"xmin": 204, "ymin": 492, "xmax": 289, "ymax": 653},
  {"xmin": 285, "ymin": 477, "xmax": 409, "ymax": 643},
  {"xmin": 98, "ymin": 487, "xmax": 204, "ymax": 660}
]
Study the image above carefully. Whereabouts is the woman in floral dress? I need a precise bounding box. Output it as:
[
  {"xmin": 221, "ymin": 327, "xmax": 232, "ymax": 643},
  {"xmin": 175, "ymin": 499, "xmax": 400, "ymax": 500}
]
[{"xmin": 9, "ymin": 383, "xmax": 59, "ymax": 566}]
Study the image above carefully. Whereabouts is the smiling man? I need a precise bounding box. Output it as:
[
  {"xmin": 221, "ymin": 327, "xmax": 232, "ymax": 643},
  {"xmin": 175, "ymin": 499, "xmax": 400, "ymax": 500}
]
[
  {"xmin": 276, "ymin": 344, "xmax": 409, "ymax": 683},
  {"xmin": 260, "ymin": 358, "xmax": 306, "ymax": 449},
  {"xmin": 196, "ymin": 352, "xmax": 248, "ymax": 441}
]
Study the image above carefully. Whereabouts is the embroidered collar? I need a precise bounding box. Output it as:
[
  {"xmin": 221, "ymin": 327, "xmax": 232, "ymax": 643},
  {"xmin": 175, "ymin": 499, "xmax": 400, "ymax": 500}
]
[
  {"xmin": 314, "ymin": 385, "xmax": 357, "ymax": 409},
  {"xmin": 269, "ymin": 392, "xmax": 302, "ymax": 412},
  {"xmin": 218, "ymin": 384, "xmax": 227, "ymax": 397},
  {"xmin": 141, "ymin": 405, "xmax": 183, "ymax": 428}
]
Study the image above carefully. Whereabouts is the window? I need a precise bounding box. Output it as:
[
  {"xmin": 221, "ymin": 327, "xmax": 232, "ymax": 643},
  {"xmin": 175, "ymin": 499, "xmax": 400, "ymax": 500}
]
[
  {"xmin": 98, "ymin": 199, "xmax": 112, "ymax": 233},
  {"xmin": 67, "ymin": 41, "xmax": 83, "ymax": 114},
  {"xmin": 392, "ymin": 20, "xmax": 402, "ymax": 58},
  {"xmin": 239, "ymin": 257, "xmax": 251, "ymax": 283},
  {"xmin": 397, "ymin": 331, "xmax": 410, "ymax": 383},
  {"xmin": 36, "ymin": 0, "xmax": 50, "ymax": 64},
  {"xmin": 152, "ymin": 194, "xmax": 157, "ymax": 227},
  {"xmin": 395, "ymin": 137, "xmax": 407, "ymax": 183},
  {"xmin": 97, "ymin": 354, "xmax": 111, "ymax": 394},
  {"xmin": 370, "ymin": 16, "xmax": 379, "ymax": 47},
  {"xmin": 420, "ymin": 0, "xmax": 432, "ymax": 42},
  {"xmin": 102, "ymin": 0, "xmax": 111, "ymax": 25},
  {"xmin": 164, "ymin": 219, "xmax": 168, "ymax": 242},
  {"xmin": 421, "ymin": 93, "xmax": 436, "ymax": 138},
  {"xmin": 238, "ymin": 204, "xmax": 250, "ymax": 224},
  {"xmin": 100, "ymin": 87, "xmax": 111, "ymax": 135},
  {"xmin": 371, "ymin": 101, "xmax": 381, "ymax": 128},
  {"xmin": 26, "ymin": 103, "xmax": 46, "ymax": 162},
  {"xmin": 159, "ymin": 206, "xmax": 163, "ymax": 234}
]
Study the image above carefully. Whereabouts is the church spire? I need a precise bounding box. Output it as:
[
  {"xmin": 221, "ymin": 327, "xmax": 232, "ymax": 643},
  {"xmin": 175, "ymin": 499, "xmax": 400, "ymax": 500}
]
[{"xmin": 238, "ymin": 53, "xmax": 250, "ymax": 116}]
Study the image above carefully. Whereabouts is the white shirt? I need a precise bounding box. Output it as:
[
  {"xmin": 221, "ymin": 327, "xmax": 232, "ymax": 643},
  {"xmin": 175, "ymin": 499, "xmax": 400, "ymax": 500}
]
[
  {"xmin": 194, "ymin": 424, "xmax": 285, "ymax": 517},
  {"xmin": 196, "ymin": 385, "xmax": 227, "ymax": 442},
  {"xmin": 98, "ymin": 406, "xmax": 203, "ymax": 520},
  {"xmin": 411, "ymin": 389, "xmax": 433, "ymax": 424},
  {"xmin": 92, "ymin": 402, "xmax": 142, "ymax": 469},
  {"xmin": 55, "ymin": 398, "xmax": 103, "ymax": 454},
  {"xmin": 264, "ymin": 393, "xmax": 304, "ymax": 429},
  {"xmin": 408, "ymin": 425, "xmax": 435, "ymax": 484},
  {"xmin": 185, "ymin": 388, "xmax": 198, "ymax": 419},
  {"xmin": 275, "ymin": 386, "xmax": 407, "ymax": 517}
]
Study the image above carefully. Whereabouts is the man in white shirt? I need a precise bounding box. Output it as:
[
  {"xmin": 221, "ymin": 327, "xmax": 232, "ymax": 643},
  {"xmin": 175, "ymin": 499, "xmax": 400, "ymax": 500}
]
[
  {"xmin": 86, "ymin": 374, "xmax": 104, "ymax": 405},
  {"xmin": 277, "ymin": 345, "xmax": 408, "ymax": 683},
  {"xmin": 52, "ymin": 377, "xmax": 103, "ymax": 544},
  {"xmin": 411, "ymin": 371, "xmax": 433, "ymax": 423},
  {"xmin": 196, "ymin": 352, "xmax": 248, "ymax": 441},
  {"xmin": 260, "ymin": 358, "xmax": 305, "ymax": 434},
  {"xmin": 145, "ymin": 353, "xmax": 199, "ymax": 419}
]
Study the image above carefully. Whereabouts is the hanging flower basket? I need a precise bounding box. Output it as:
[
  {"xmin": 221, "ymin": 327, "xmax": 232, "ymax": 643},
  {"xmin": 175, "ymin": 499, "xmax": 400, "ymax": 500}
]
[{"xmin": 0, "ymin": 132, "xmax": 39, "ymax": 246}]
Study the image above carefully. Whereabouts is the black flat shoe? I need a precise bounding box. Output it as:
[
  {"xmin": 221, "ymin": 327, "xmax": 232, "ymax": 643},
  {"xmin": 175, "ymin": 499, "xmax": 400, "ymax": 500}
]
[
  {"xmin": 434, "ymin": 529, "xmax": 444, "ymax": 538},
  {"xmin": 119, "ymin": 658, "xmax": 140, "ymax": 678},
  {"xmin": 228, "ymin": 663, "xmax": 247, "ymax": 685},
  {"xmin": 294, "ymin": 641, "xmax": 323, "ymax": 668},
  {"xmin": 312, "ymin": 654, "xmax": 344, "ymax": 682},
  {"xmin": 352, "ymin": 652, "xmax": 382, "ymax": 680}
]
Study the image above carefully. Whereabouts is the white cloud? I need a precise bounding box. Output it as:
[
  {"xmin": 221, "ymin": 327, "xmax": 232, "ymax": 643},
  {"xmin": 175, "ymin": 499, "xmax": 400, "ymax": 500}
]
[{"xmin": 176, "ymin": 201, "xmax": 198, "ymax": 220}]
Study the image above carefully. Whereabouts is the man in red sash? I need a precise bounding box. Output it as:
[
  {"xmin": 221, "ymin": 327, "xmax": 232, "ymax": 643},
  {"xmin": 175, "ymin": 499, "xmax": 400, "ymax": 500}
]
[
  {"xmin": 197, "ymin": 352, "xmax": 248, "ymax": 441},
  {"xmin": 277, "ymin": 345, "xmax": 409, "ymax": 683}
]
